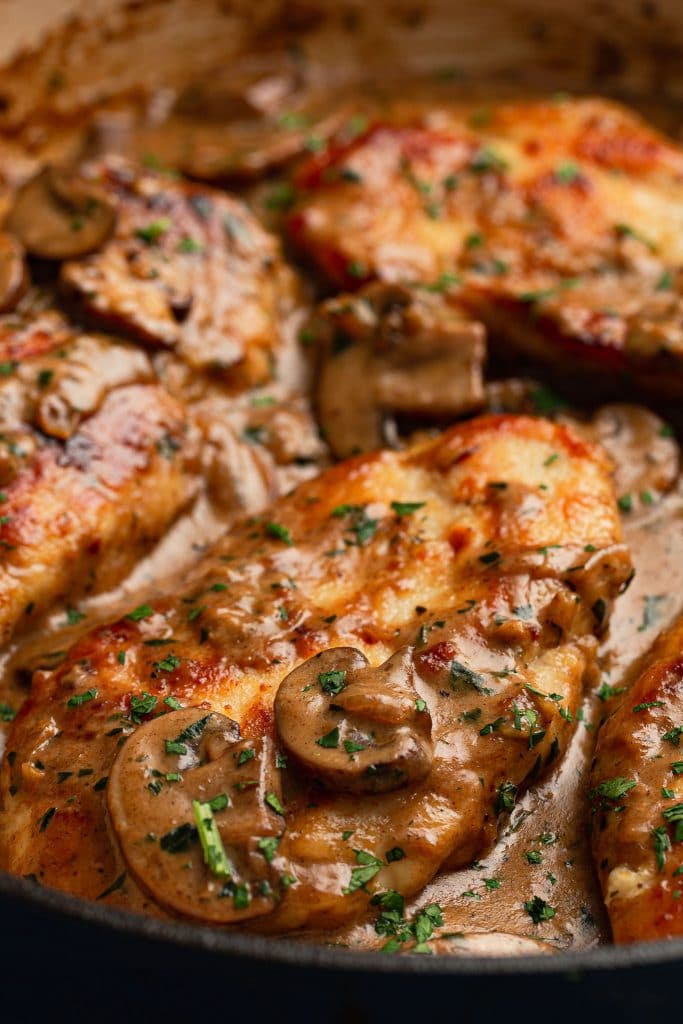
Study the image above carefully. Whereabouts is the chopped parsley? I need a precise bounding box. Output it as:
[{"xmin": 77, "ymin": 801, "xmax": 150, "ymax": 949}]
[
  {"xmin": 265, "ymin": 521, "xmax": 293, "ymax": 545},
  {"xmin": 391, "ymin": 501, "xmax": 426, "ymax": 517},
  {"xmin": 127, "ymin": 603, "xmax": 154, "ymax": 622},
  {"xmin": 257, "ymin": 836, "xmax": 280, "ymax": 864},
  {"xmin": 64, "ymin": 605, "xmax": 85, "ymax": 626},
  {"xmin": 663, "ymin": 726, "xmax": 683, "ymax": 747},
  {"xmin": 265, "ymin": 792, "xmax": 285, "ymax": 816},
  {"xmin": 343, "ymin": 849, "xmax": 384, "ymax": 894},
  {"xmin": 135, "ymin": 218, "xmax": 171, "ymax": 245},
  {"xmin": 130, "ymin": 692, "xmax": 157, "ymax": 723},
  {"xmin": 318, "ymin": 670, "xmax": 347, "ymax": 695},
  {"xmin": 555, "ymin": 161, "xmax": 580, "ymax": 184},
  {"xmin": 0, "ymin": 702, "xmax": 16, "ymax": 722},
  {"xmin": 450, "ymin": 660, "xmax": 492, "ymax": 696},
  {"xmin": 39, "ymin": 807, "xmax": 57, "ymax": 832},
  {"xmin": 96, "ymin": 872, "xmax": 127, "ymax": 901},
  {"xmin": 66, "ymin": 688, "xmax": 97, "ymax": 708},
  {"xmin": 633, "ymin": 701, "xmax": 664, "ymax": 713},
  {"xmin": 495, "ymin": 781, "xmax": 517, "ymax": 815},
  {"xmin": 160, "ymin": 822, "xmax": 198, "ymax": 854},
  {"xmin": 523, "ymin": 895, "xmax": 556, "ymax": 923},
  {"xmin": 193, "ymin": 799, "xmax": 232, "ymax": 879},
  {"xmin": 652, "ymin": 825, "xmax": 671, "ymax": 871},
  {"xmin": 638, "ymin": 594, "xmax": 668, "ymax": 633},
  {"xmin": 153, "ymin": 653, "xmax": 181, "ymax": 673},
  {"xmin": 316, "ymin": 727, "xmax": 340, "ymax": 749},
  {"xmin": 593, "ymin": 777, "xmax": 637, "ymax": 800}
]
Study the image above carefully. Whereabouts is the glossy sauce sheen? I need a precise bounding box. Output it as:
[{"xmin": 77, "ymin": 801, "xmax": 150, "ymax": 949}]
[
  {"xmin": 0, "ymin": 406, "xmax": 675, "ymax": 950},
  {"xmin": 312, "ymin": 423, "xmax": 683, "ymax": 950},
  {"xmin": 1, "ymin": 86, "xmax": 683, "ymax": 950}
]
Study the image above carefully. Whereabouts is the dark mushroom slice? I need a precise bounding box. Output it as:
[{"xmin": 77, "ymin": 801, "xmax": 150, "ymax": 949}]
[
  {"xmin": 314, "ymin": 283, "xmax": 486, "ymax": 458},
  {"xmin": 159, "ymin": 86, "xmax": 356, "ymax": 182},
  {"xmin": 107, "ymin": 708, "xmax": 288, "ymax": 923},
  {"xmin": 0, "ymin": 233, "xmax": 27, "ymax": 312},
  {"xmin": 6, "ymin": 165, "xmax": 116, "ymax": 259},
  {"xmin": 274, "ymin": 646, "xmax": 433, "ymax": 794}
]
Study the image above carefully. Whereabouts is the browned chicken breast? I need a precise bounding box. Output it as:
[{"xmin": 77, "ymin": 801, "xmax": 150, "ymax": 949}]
[
  {"xmin": 289, "ymin": 97, "xmax": 683, "ymax": 397},
  {"xmin": 0, "ymin": 415, "xmax": 631, "ymax": 934},
  {"xmin": 0, "ymin": 159, "xmax": 325, "ymax": 643},
  {"xmin": 40, "ymin": 157, "xmax": 302, "ymax": 388},
  {"xmin": 0, "ymin": 309, "xmax": 200, "ymax": 646},
  {"xmin": 591, "ymin": 613, "xmax": 683, "ymax": 943}
]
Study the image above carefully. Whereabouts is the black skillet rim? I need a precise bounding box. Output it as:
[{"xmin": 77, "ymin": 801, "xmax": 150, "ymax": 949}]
[{"xmin": 2, "ymin": 867, "xmax": 683, "ymax": 975}]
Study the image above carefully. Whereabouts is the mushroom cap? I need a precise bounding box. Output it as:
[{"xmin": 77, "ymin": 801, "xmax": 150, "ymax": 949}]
[
  {"xmin": 274, "ymin": 646, "xmax": 433, "ymax": 794},
  {"xmin": 314, "ymin": 284, "xmax": 485, "ymax": 458},
  {"xmin": 0, "ymin": 232, "xmax": 28, "ymax": 313},
  {"xmin": 6, "ymin": 165, "xmax": 117, "ymax": 260},
  {"xmin": 107, "ymin": 707, "xmax": 287, "ymax": 923}
]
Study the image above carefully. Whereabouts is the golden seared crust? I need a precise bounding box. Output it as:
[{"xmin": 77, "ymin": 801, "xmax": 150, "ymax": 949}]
[
  {"xmin": 0, "ymin": 415, "xmax": 631, "ymax": 929},
  {"xmin": 590, "ymin": 613, "xmax": 683, "ymax": 943},
  {"xmin": 0, "ymin": 311, "xmax": 200, "ymax": 645},
  {"xmin": 61, "ymin": 157, "xmax": 301, "ymax": 388},
  {"xmin": 289, "ymin": 97, "xmax": 683, "ymax": 394}
]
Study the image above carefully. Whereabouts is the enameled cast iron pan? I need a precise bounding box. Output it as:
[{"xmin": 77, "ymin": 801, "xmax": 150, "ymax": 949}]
[{"xmin": 2, "ymin": 2, "xmax": 683, "ymax": 1018}]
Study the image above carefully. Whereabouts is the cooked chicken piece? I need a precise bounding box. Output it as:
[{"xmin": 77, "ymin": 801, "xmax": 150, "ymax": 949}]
[
  {"xmin": 3, "ymin": 158, "xmax": 327, "ymax": 524},
  {"xmin": 590, "ymin": 613, "xmax": 683, "ymax": 943},
  {"xmin": 483, "ymin": 378, "xmax": 680, "ymax": 511},
  {"xmin": 57, "ymin": 157, "xmax": 300, "ymax": 388},
  {"xmin": 0, "ymin": 415, "xmax": 631, "ymax": 932},
  {"xmin": 309, "ymin": 282, "xmax": 485, "ymax": 457},
  {"xmin": 0, "ymin": 309, "xmax": 200, "ymax": 645},
  {"xmin": 289, "ymin": 97, "xmax": 683, "ymax": 397}
]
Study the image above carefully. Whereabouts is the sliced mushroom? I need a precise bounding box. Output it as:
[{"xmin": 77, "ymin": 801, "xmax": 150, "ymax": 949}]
[
  {"xmin": 581, "ymin": 403, "xmax": 679, "ymax": 507},
  {"xmin": 314, "ymin": 283, "xmax": 486, "ymax": 458},
  {"xmin": 274, "ymin": 647, "xmax": 433, "ymax": 794},
  {"xmin": 107, "ymin": 707, "xmax": 288, "ymax": 923},
  {"xmin": 174, "ymin": 92, "xmax": 354, "ymax": 181},
  {"xmin": 0, "ymin": 232, "xmax": 27, "ymax": 312},
  {"xmin": 6, "ymin": 166, "xmax": 116, "ymax": 259}
]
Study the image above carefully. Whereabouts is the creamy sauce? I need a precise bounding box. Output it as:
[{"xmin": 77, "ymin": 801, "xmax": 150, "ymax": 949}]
[
  {"xmin": 2, "ymin": 405, "xmax": 679, "ymax": 953},
  {"xmin": 296, "ymin": 486, "xmax": 683, "ymax": 952},
  {"xmin": 0, "ymin": 70, "xmax": 682, "ymax": 952}
]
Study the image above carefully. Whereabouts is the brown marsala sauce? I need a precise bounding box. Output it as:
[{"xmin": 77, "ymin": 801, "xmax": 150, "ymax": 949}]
[
  {"xmin": 305, "ymin": 422, "xmax": 683, "ymax": 953},
  {"xmin": 1, "ymin": 74, "xmax": 683, "ymax": 954}
]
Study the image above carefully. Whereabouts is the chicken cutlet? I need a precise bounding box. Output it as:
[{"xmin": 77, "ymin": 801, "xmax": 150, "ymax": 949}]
[
  {"xmin": 591, "ymin": 612, "xmax": 683, "ymax": 943},
  {"xmin": 0, "ymin": 308, "xmax": 200, "ymax": 646},
  {"xmin": 289, "ymin": 97, "xmax": 683, "ymax": 397},
  {"xmin": 51, "ymin": 156, "xmax": 300, "ymax": 389},
  {"xmin": 0, "ymin": 414, "xmax": 631, "ymax": 933}
]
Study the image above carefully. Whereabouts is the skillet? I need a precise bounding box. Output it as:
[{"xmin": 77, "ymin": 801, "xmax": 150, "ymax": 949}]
[{"xmin": 2, "ymin": 0, "xmax": 683, "ymax": 1016}]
